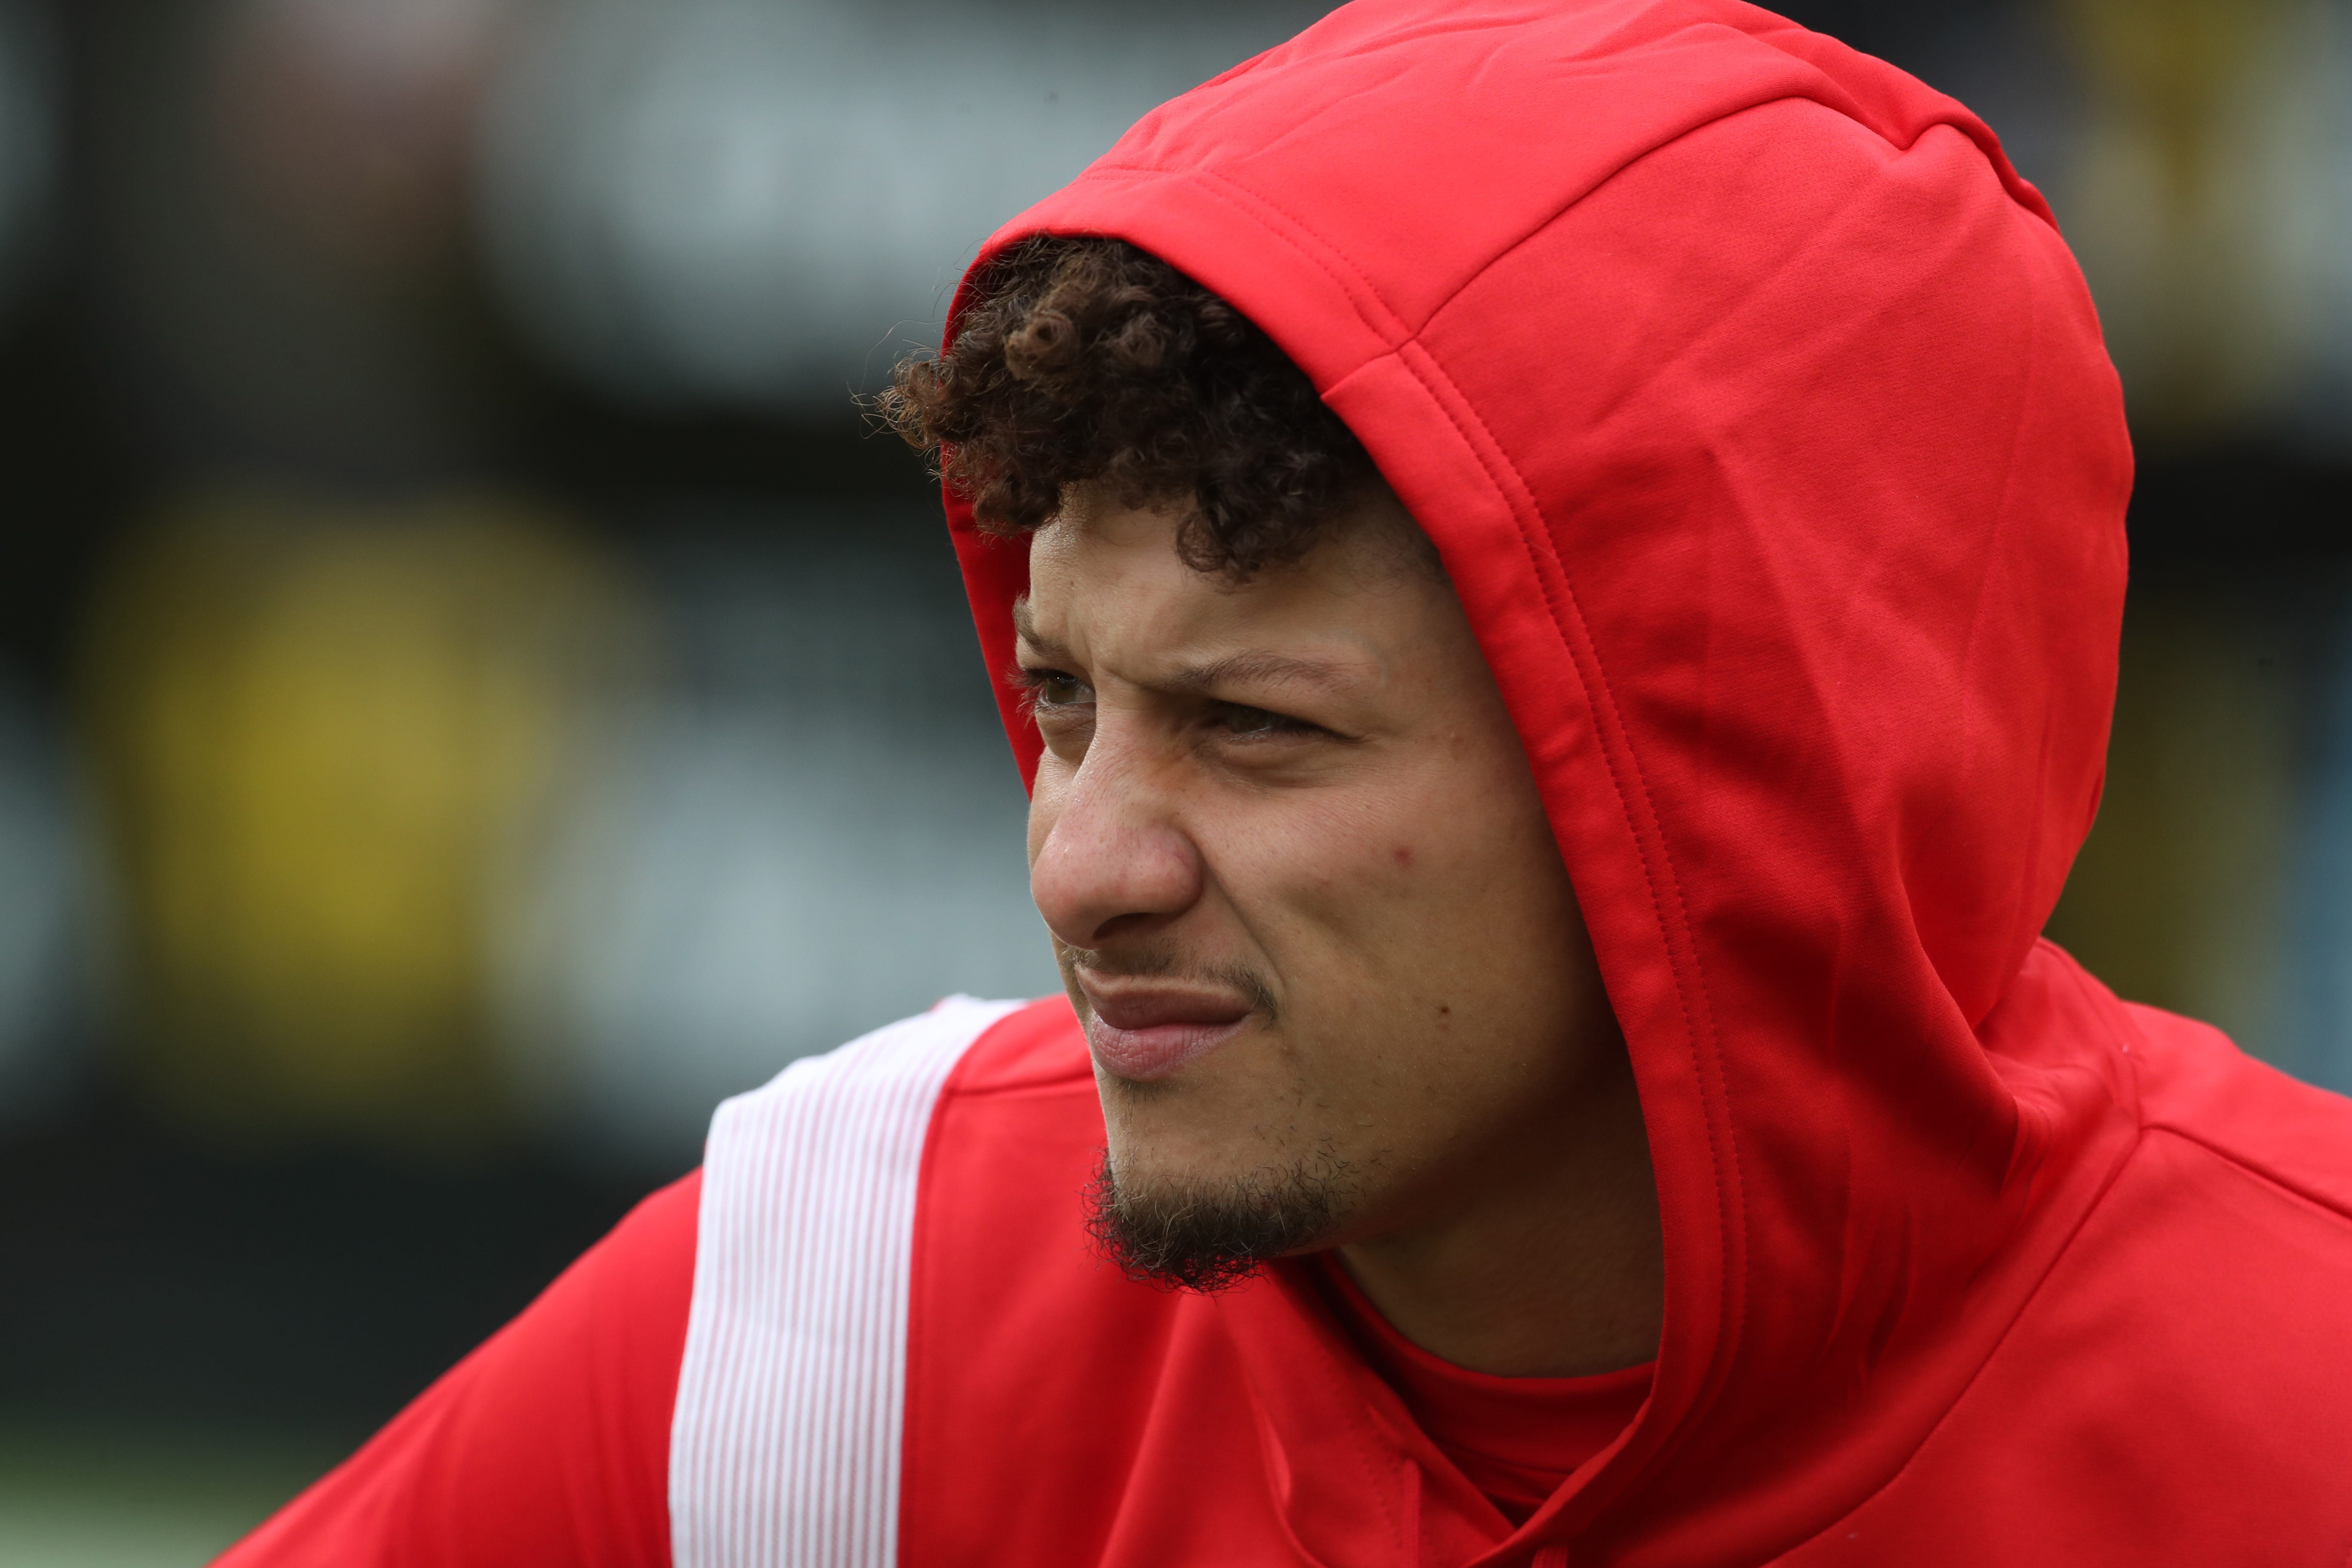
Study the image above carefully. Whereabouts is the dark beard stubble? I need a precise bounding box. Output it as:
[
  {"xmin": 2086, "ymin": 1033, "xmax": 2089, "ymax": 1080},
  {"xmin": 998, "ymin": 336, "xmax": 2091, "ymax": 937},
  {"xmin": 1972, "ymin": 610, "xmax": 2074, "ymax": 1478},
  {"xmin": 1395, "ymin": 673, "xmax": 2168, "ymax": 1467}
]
[{"xmin": 1084, "ymin": 1136, "xmax": 1355, "ymax": 1294}]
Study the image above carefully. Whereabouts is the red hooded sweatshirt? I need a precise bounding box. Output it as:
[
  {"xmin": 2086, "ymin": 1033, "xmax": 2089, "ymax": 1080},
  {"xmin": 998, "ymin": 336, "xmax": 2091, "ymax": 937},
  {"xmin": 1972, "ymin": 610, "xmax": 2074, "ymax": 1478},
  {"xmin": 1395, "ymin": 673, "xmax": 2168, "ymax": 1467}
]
[{"xmin": 217, "ymin": 2, "xmax": 2352, "ymax": 1565}]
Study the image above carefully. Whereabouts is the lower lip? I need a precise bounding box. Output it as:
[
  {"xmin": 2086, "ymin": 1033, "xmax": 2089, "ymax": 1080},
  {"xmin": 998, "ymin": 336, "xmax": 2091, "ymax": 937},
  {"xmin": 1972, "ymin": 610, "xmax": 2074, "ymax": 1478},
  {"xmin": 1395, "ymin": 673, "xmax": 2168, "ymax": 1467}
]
[{"xmin": 1085, "ymin": 1015, "xmax": 1250, "ymax": 1081}]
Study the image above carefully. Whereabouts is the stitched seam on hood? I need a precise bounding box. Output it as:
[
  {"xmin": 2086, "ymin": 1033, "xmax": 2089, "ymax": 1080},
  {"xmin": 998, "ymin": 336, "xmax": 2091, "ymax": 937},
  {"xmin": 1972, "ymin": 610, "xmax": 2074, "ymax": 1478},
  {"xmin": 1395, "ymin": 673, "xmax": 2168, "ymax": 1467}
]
[
  {"xmin": 1943, "ymin": 224, "xmax": 2046, "ymax": 1025},
  {"xmin": 1773, "ymin": 948, "xmax": 2146, "ymax": 1552},
  {"xmin": 1384, "ymin": 333, "xmax": 1746, "ymax": 1498}
]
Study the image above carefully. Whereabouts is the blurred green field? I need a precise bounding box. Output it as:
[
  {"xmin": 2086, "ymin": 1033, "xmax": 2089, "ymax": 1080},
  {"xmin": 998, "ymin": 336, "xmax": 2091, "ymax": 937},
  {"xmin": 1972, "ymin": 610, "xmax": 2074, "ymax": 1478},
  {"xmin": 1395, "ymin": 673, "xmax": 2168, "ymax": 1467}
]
[{"xmin": 0, "ymin": 1424, "xmax": 340, "ymax": 1568}]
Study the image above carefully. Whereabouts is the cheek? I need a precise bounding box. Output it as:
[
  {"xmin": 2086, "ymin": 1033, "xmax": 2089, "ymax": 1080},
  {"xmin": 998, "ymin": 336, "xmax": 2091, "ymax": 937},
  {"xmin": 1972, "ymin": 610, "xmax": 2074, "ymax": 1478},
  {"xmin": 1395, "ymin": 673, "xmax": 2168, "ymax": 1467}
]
[
  {"xmin": 1212, "ymin": 802, "xmax": 1402, "ymax": 927},
  {"xmin": 1208, "ymin": 787, "xmax": 1468, "ymax": 997},
  {"xmin": 1261, "ymin": 759, "xmax": 1574, "ymax": 1009},
  {"xmin": 1342, "ymin": 763, "xmax": 1529, "ymax": 906}
]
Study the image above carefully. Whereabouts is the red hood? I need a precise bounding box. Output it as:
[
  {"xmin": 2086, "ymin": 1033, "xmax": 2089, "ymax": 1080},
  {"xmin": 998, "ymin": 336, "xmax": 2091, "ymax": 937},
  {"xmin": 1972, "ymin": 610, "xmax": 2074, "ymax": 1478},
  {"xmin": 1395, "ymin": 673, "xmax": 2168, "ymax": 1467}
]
[{"xmin": 942, "ymin": 0, "xmax": 2136, "ymax": 1556}]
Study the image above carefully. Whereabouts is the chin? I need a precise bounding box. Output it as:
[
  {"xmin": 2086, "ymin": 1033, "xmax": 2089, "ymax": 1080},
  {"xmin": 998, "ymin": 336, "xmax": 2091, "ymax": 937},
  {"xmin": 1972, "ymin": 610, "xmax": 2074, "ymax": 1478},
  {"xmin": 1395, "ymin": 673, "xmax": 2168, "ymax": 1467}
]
[{"xmin": 1086, "ymin": 1136, "xmax": 1353, "ymax": 1293}]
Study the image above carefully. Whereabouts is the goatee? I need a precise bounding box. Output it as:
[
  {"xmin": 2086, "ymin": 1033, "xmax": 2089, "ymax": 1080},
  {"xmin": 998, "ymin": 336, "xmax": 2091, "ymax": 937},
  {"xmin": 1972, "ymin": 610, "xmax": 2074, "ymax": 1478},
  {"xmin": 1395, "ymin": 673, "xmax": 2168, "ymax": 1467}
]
[{"xmin": 1083, "ymin": 1146, "xmax": 1351, "ymax": 1293}]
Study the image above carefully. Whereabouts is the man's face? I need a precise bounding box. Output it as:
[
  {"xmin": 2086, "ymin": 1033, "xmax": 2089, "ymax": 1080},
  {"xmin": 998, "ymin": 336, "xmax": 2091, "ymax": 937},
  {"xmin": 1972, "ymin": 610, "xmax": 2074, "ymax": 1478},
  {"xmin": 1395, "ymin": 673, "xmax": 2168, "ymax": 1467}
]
[{"xmin": 1020, "ymin": 488, "xmax": 1626, "ymax": 1287}]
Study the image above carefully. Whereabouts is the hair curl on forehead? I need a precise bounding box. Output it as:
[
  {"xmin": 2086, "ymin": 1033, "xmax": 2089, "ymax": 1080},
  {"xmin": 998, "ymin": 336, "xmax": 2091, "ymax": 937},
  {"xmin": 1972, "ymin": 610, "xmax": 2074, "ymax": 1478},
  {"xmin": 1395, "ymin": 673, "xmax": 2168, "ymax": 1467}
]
[{"xmin": 876, "ymin": 235, "xmax": 1381, "ymax": 579}]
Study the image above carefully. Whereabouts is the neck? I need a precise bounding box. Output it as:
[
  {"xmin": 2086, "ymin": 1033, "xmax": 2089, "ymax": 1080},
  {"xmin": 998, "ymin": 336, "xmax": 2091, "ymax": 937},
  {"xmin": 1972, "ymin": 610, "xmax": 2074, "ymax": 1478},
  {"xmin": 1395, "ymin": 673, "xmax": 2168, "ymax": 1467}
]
[{"xmin": 1332, "ymin": 1050, "xmax": 1663, "ymax": 1378}]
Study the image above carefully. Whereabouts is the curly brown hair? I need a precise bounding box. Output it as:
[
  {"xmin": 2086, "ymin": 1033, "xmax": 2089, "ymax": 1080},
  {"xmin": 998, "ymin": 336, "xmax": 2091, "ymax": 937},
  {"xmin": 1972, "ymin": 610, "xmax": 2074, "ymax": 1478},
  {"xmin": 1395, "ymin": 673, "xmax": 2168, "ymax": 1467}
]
[{"xmin": 877, "ymin": 236, "xmax": 1380, "ymax": 578}]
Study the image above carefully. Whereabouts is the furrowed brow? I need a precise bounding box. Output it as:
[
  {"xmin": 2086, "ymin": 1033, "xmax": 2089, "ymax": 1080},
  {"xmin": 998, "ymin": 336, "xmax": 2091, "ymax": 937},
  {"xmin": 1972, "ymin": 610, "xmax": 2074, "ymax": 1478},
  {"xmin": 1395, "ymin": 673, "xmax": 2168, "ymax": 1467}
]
[{"xmin": 1162, "ymin": 651, "xmax": 1358, "ymax": 697}]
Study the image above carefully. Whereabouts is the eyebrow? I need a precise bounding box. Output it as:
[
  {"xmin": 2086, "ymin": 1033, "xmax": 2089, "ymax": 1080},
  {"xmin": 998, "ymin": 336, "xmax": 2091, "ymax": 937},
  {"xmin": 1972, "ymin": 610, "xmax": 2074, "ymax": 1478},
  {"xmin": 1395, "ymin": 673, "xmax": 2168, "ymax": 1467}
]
[
  {"xmin": 1158, "ymin": 651, "xmax": 1358, "ymax": 697},
  {"xmin": 1011, "ymin": 599, "xmax": 1070, "ymax": 664},
  {"xmin": 1012, "ymin": 600, "xmax": 1360, "ymax": 698}
]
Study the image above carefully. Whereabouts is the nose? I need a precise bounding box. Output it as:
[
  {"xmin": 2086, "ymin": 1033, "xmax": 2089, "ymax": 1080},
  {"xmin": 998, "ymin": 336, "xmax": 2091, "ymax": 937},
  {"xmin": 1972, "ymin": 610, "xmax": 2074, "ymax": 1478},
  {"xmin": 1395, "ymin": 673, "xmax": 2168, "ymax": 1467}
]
[{"xmin": 1028, "ymin": 734, "xmax": 1204, "ymax": 949}]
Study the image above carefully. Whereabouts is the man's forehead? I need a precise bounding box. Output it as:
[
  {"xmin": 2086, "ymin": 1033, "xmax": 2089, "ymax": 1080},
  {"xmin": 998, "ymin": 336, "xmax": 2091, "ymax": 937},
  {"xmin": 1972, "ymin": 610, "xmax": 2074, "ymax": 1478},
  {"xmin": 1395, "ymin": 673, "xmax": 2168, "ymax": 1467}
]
[
  {"xmin": 1013, "ymin": 500, "xmax": 1444, "ymax": 686},
  {"xmin": 1014, "ymin": 579, "xmax": 1296, "ymax": 654},
  {"xmin": 1013, "ymin": 557, "xmax": 1243, "ymax": 652},
  {"xmin": 1021, "ymin": 524, "xmax": 1335, "ymax": 639},
  {"xmin": 1014, "ymin": 588, "xmax": 1151, "ymax": 648}
]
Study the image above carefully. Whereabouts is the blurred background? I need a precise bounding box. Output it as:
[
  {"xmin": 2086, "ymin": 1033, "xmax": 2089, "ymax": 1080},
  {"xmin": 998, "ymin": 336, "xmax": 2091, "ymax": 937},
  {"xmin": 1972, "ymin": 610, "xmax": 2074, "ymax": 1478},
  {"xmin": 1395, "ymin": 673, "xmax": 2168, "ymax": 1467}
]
[{"xmin": 0, "ymin": 0, "xmax": 2344, "ymax": 1558}]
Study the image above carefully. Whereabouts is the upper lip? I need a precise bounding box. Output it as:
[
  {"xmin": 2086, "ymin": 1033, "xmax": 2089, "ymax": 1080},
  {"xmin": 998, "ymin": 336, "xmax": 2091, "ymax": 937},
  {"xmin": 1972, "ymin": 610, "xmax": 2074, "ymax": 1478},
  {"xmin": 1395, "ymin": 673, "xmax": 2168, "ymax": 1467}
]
[{"xmin": 1077, "ymin": 975, "xmax": 1253, "ymax": 1031}]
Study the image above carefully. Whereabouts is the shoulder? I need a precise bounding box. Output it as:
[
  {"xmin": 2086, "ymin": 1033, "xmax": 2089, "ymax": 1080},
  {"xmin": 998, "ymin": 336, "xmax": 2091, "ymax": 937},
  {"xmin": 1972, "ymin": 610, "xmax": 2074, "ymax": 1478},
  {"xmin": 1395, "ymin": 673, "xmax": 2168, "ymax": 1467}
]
[
  {"xmin": 694, "ymin": 995, "xmax": 1056, "ymax": 1222},
  {"xmin": 672, "ymin": 994, "xmax": 1078, "ymax": 1566},
  {"xmin": 694, "ymin": 992, "xmax": 1087, "ymax": 1226},
  {"xmin": 2121, "ymin": 1000, "xmax": 2352, "ymax": 1225},
  {"xmin": 686, "ymin": 989, "xmax": 1070, "ymax": 1341},
  {"xmin": 709, "ymin": 994, "xmax": 1050, "ymax": 1126},
  {"xmin": 2067, "ymin": 1003, "xmax": 2352, "ymax": 1431},
  {"xmin": 1781, "ymin": 1002, "xmax": 2352, "ymax": 1563}
]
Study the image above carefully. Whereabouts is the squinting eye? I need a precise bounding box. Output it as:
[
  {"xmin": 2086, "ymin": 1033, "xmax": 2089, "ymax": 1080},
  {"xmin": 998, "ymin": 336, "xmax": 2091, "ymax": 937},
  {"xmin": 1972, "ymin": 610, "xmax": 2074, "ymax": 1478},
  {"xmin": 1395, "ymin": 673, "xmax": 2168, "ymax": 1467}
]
[
  {"xmin": 1029, "ymin": 672, "xmax": 1091, "ymax": 708},
  {"xmin": 1219, "ymin": 704, "xmax": 1306, "ymax": 737}
]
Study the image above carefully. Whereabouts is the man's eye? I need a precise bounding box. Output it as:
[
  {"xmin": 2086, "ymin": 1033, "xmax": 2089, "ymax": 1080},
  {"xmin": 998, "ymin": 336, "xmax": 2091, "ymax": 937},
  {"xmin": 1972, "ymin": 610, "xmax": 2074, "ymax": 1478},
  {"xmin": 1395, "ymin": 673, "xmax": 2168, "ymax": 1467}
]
[
  {"xmin": 1027, "ymin": 672, "xmax": 1092, "ymax": 708},
  {"xmin": 1217, "ymin": 703, "xmax": 1310, "ymax": 738}
]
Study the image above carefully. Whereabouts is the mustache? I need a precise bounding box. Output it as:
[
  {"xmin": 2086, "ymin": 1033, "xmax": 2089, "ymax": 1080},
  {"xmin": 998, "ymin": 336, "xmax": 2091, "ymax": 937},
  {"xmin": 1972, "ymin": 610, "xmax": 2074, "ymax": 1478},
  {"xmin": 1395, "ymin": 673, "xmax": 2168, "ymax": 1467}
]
[{"xmin": 1055, "ymin": 941, "xmax": 1281, "ymax": 1022}]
